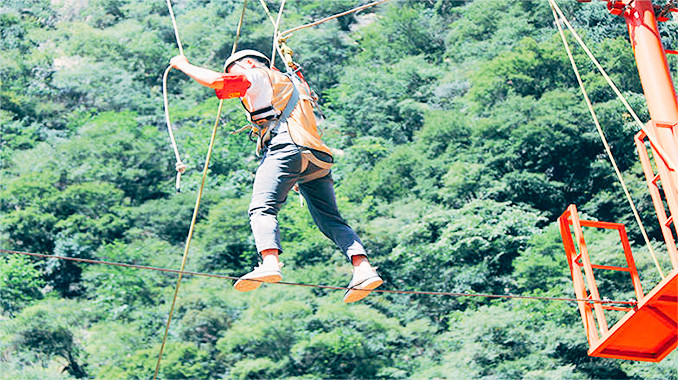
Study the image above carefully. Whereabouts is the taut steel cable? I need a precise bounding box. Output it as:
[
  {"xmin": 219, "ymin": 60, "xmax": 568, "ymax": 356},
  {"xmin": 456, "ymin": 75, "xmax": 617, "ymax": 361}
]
[{"xmin": 0, "ymin": 248, "xmax": 638, "ymax": 307}]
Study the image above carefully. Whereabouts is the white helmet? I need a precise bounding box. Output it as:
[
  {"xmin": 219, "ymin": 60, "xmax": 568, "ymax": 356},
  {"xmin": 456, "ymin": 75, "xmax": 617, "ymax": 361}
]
[{"xmin": 224, "ymin": 49, "xmax": 271, "ymax": 71}]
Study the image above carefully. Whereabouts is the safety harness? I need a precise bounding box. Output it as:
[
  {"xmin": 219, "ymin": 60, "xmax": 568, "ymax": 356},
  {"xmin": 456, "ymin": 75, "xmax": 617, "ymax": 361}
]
[
  {"xmin": 243, "ymin": 70, "xmax": 333, "ymax": 183},
  {"xmin": 247, "ymin": 71, "xmax": 299, "ymax": 154}
]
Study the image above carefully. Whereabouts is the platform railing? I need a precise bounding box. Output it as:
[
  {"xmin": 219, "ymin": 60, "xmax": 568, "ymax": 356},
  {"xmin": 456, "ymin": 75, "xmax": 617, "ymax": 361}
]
[
  {"xmin": 558, "ymin": 205, "xmax": 644, "ymax": 347},
  {"xmin": 634, "ymin": 121, "xmax": 678, "ymax": 268}
]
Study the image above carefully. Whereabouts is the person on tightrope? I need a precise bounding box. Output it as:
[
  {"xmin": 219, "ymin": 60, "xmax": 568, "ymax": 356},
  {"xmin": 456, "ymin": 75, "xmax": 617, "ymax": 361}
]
[{"xmin": 169, "ymin": 50, "xmax": 382, "ymax": 303}]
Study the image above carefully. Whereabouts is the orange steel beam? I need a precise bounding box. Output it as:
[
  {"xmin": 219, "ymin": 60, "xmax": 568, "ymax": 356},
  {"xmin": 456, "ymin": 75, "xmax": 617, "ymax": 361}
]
[
  {"xmin": 559, "ymin": 206, "xmax": 600, "ymax": 347},
  {"xmin": 624, "ymin": 1, "xmax": 678, "ymax": 143},
  {"xmin": 622, "ymin": 1, "xmax": 678, "ymax": 259},
  {"xmin": 570, "ymin": 205, "xmax": 610, "ymax": 335}
]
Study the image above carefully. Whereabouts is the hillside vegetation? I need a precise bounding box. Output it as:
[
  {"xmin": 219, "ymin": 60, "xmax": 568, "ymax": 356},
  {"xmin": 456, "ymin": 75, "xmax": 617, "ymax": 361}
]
[{"xmin": 1, "ymin": 0, "xmax": 677, "ymax": 378}]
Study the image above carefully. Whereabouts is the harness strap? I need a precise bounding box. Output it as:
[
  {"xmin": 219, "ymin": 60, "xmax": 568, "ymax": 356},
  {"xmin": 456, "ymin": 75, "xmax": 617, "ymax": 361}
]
[
  {"xmin": 250, "ymin": 105, "xmax": 275, "ymax": 116},
  {"xmin": 255, "ymin": 73, "xmax": 300, "ymax": 154},
  {"xmin": 297, "ymin": 148, "xmax": 333, "ymax": 184},
  {"xmin": 298, "ymin": 168, "xmax": 330, "ymax": 184},
  {"xmin": 300, "ymin": 150, "xmax": 333, "ymax": 170},
  {"xmin": 278, "ymin": 73, "xmax": 300, "ymax": 124}
]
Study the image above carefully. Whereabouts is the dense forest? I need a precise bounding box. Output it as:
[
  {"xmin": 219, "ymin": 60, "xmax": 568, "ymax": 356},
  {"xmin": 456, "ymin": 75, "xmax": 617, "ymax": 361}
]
[{"xmin": 1, "ymin": 0, "xmax": 677, "ymax": 378}]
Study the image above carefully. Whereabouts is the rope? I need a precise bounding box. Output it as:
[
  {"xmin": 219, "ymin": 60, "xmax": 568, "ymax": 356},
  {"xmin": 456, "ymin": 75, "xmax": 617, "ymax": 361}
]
[
  {"xmin": 230, "ymin": 0, "xmax": 249, "ymax": 59},
  {"xmin": 549, "ymin": 1, "xmax": 666, "ymax": 278},
  {"xmin": 0, "ymin": 248, "xmax": 638, "ymax": 306},
  {"xmin": 270, "ymin": 0, "xmax": 288, "ymax": 69},
  {"xmin": 279, "ymin": 0, "xmax": 390, "ymax": 40},
  {"xmin": 549, "ymin": 0, "xmax": 666, "ymax": 279},
  {"xmin": 257, "ymin": 0, "xmax": 276, "ymax": 26},
  {"xmin": 154, "ymin": 1, "xmax": 249, "ymax": 379},
  {"xmin": 550, "ymin": 0, "xmax": 678, "ymax": 173},
  {"xmin": 165, "ymin": 0, "xmax": 184, "ymax": 56},
  {"xmin": 255, "ymin": 0, "xmax": 296, "ymax": 74},
  {"xmin": 162, "ymin": 67, "xmax": 186, "ymax": 192},
  {"xmin": 256, "ymin": 0, "xmax": 388, "ymax": 73},
  {"xmin": 154, "ymin": 93, "xmax": 223, "ymax": 379},
  {"xmin": 163, "ymin": 0, "xmax": 187, "ymax": 192}
]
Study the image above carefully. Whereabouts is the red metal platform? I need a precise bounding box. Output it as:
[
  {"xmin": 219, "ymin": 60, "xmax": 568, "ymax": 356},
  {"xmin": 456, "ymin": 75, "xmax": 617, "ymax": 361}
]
[
  {"xmin": 590, "ymin": 270, "xmax": 677, "ymax": 361},
  {"xmin": 559, "ymin": 205, "xmax": 678, "ymax": 362}
]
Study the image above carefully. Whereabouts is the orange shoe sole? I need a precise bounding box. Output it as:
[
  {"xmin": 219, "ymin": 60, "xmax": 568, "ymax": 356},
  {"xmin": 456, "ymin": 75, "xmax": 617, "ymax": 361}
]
[
  {"xmin": 234, "ymin": 273, "xmax": 282, "ymax": 292},
  {"xmin": 343, "ymin": 276, "xmax": 383, "ymax": 303}
]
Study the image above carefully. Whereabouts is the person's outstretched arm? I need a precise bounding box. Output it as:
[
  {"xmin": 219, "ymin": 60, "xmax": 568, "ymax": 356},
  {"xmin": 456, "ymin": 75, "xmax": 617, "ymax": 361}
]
[
  {"xmin": 170, "ymin": 55, "xmax": 250, "ymax": 98},
  {"xmin": 170, "ymin": 55, "xmax": 225, "ymax": 88}
]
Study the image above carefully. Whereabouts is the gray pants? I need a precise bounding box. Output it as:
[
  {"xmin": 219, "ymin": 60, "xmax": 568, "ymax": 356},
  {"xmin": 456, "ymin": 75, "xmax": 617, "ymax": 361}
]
[{"xmin": 248, "ymin": 125, "xmax": 367, "ymax": 261}]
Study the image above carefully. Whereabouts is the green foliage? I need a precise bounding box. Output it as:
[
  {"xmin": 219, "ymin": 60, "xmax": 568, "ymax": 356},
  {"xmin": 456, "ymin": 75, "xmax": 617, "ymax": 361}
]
[
  {"xmin": 417, "ymin": 303, "xmax": 594, "ymax": 379},
  {"xmin": 444, "ymin": 0, "xmax": 551, "ymax": 66},
  {"xmin": 119, "ymin": 342, "xmax": 212, "ymax": 379},
  {"xmin": 0, "ymin": 255, "xmax": 45, "ymax": 316},
  {"xmin": 0, "ymin": 111, "xmax": 40, "ymax": 167},
  {"xmin": 621, "ymin": 355, "xmax": 678, "ymax": 380},
  {"xmin": 81, "ymin": 242, "xmax": 165, "ymax": 320},
  {"xmin": 368, "ymin": 145, "xmax": 422, "ymax": 202},
  {"xmin": 326, "ymin": 55, "xmax": 441, "ymax": 144},
  {"xmin": 355, "ymin": 2, "xmax": 446, "ymax": 64},
  {"xmin": 128, "ymin": 192, "xmax": 215, "ymax": 245},
  {"xmin": 413, "ymin": 109, "xmax": 472, "ymax": 158},
  {"xmin": 2, "ymin": 299, "xmax": 89, "ymax": 378},
  {"xmin": 385, "ymin": 199, "xmax": 544, "ymax": 321},
  {"xmin": 277, "ymin": 199, "xmax": 338, "ymax": 267},
  {"xmin": 194, "ymin": 196, "xmax": 255, "ymax": 273},
  {"xmin": 82, "ymin": 321, "xmax": 151, "ymax": 379},
  {"xmin": 1, "ymin": 206, "xmax": 59, "ymax": 253},
  {"xmin": 228, "ymin": 357, "xmax": 284, "ymax": 380},
  {"xmin": 57, "ymin": 111, "xmax": 170, "ymax": 202},
  {"xmin": 468, "ymin": 37, "xmax": 571, "ymax": 108},
  {"xmin": 291, "ymin": 25, "xmax": 354, "ymax": 95},
  {"xmin": 513, "ymin": 225, "xmax": 572, "ymax": 294},
  {"xmin": 215, "ymin": 289, "xmax": 436, "ymax": 378}
]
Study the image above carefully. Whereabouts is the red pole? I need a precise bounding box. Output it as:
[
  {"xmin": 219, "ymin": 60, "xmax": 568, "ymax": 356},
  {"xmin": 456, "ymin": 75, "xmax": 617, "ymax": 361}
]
[
  {"xmin": 622, "ymin": 0, "xmax": 678, "ymax": 266},
  {"xmin": 624, "ymin": 0, "xmax": 678, "ymax": 161}
]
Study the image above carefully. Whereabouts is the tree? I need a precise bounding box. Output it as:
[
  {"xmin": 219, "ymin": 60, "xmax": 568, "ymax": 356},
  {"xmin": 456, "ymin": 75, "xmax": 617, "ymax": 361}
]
[
  {"xmin": 120, "ymin": 342, "xmax": 212, "ymax": 379},
  {"xmin": 384, "ymin": 199, "xmax": 544, "ymax": 323},
  {"xmin": 4, "ymin": 300, "xmax": 88, "ymax": 378},
  {"xmin": 0, "ymin": 255, "xmax": 44, "ymax": 316}
]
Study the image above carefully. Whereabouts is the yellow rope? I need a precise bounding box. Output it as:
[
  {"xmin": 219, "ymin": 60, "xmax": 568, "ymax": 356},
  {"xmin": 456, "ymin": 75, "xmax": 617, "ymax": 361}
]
[
  {"xmin": 257, "ymin": 0, "xmax": 276, "ymax": 25},
  {"xmin": 549, "ymin": 0, "xmax": 665, "ymax": 279},
  {"xmin": 165, "ymin": 0, "xmax": 184, "ymax": 56},
  {"xmin": 230, "ymin": 0, "xmax": 249, "ymax": 59},
  {"xmin": 154, "ymin": 1, "xmax": 249, "ymax": 379},
  {"xmin": 162, "ymin": 66, "xmax": 186, "ymax": 192},
  {"xmin": 162, "ymin": 0, "xmax": 187, "ymax": 192},
  {"xmin": 270, "ymin": 0, "xmax": 288, "ymax": 69},
  {"xmin": 280, "ymin": 0, "xmax": 390, "ymax": 40},
  {"xmin": 258, "ymin": 0, "xmax": 389, "ymax": 72},
  {"xmin": 550, "ymin": 0, "xmax": 677, "ymax": 172},
  {"xmin": 256, "ymin": 0, "xmax": 295, "ymax": 73}
]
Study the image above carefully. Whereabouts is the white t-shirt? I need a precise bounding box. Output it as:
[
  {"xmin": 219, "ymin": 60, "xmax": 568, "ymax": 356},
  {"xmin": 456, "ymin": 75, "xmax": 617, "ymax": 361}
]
[{"xmin": 242, "ymin": 68, "xmax": 278, "ymax": 121}]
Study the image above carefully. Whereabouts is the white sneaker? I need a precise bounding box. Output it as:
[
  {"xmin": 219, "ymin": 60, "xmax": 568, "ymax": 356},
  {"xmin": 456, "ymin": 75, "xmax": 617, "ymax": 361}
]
[
  {"xmin": 343, "ymin": 268, "xmax": 383, "ymax": 303},
  {"xmin": 234, "ymin": 262, "xmax": 283, "ymax": 292}
]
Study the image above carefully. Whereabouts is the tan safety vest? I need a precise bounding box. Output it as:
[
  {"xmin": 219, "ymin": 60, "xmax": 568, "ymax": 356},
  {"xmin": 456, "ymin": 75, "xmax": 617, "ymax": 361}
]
[{"xmin": 241, "ymin": 67, "xmax": 332, "ymax": 157}]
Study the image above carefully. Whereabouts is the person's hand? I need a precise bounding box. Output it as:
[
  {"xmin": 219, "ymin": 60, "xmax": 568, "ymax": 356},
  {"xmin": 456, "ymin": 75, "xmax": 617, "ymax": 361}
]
[
  {"xmin": 175, "ymin": 161, "xmax": 187, "ymax": 173},
  {"xmin": 170, "ymin": 55, "xmax": 189, "ymax": 69}
]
